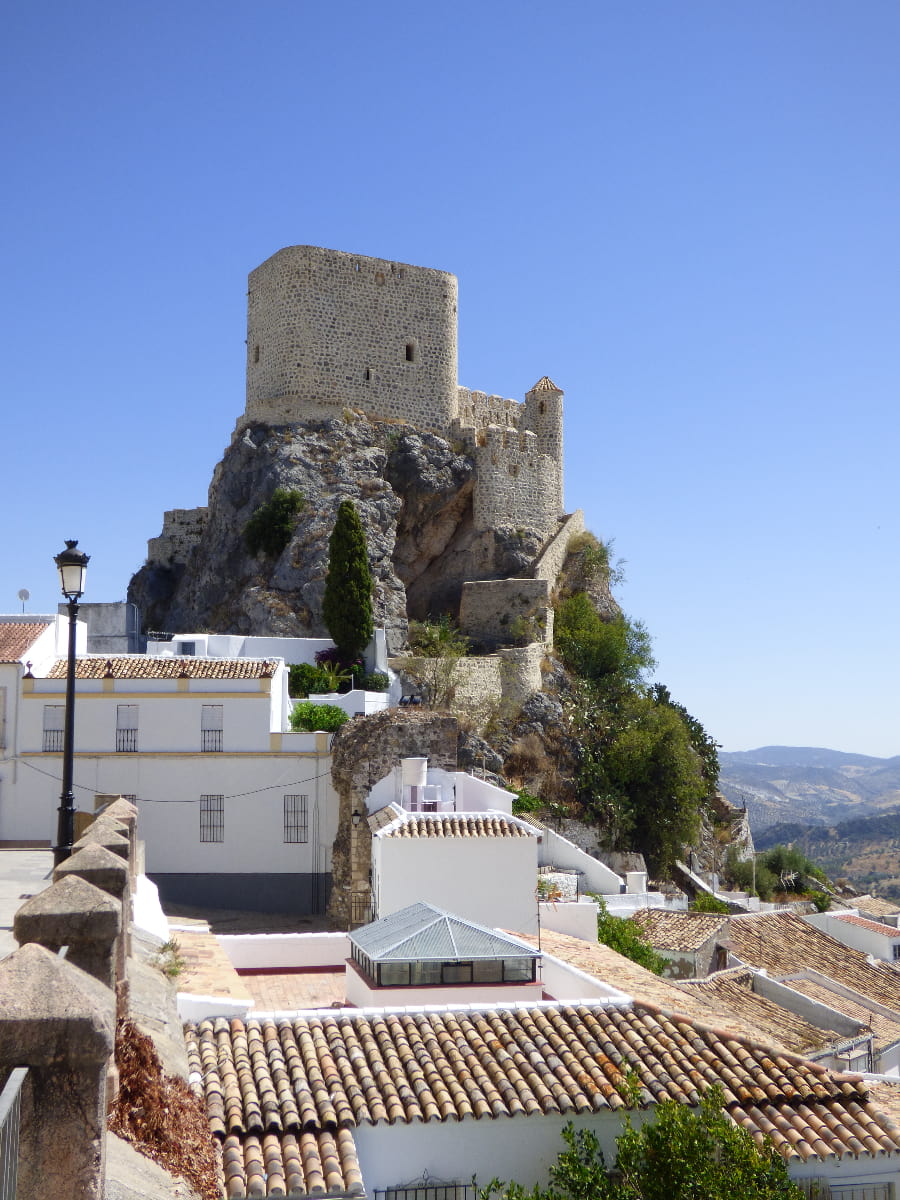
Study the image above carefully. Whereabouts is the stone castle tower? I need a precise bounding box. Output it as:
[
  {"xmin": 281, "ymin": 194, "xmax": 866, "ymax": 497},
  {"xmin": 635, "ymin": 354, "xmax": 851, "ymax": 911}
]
[{"xmin": 239, "ymin": 245, "xmax": 565, "ymax": 537}]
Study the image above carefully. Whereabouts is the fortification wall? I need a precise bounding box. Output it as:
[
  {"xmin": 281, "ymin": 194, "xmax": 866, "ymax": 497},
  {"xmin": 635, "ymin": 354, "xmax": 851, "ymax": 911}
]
[
  {"xmin": 459, "ymin": 579, "xmax": 552, "ymax": 650},
  {"xmin": 473, "ymin": 427, "xmax": 561, "ymax": 537},
  {"xmin": 452, "ymin": 643, "xmax": 545, "ymax": 712},
  {"xmin": 245, "ymin": 246, "xmax": 458, "ymax": 433},
  {"xmin": 146, "ymin": 508, "xmax": 208, "ymax": 566},
  {"xmin": 455, "ymin": 388, "xmax": 523, "ymax": 432},
  {"xmin": 530, "ymin": 510, "xmax": 585, "ymax": 583}
]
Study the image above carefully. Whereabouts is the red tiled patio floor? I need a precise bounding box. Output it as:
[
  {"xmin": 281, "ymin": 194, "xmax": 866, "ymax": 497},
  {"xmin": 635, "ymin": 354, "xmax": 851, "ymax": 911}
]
[{"xmin": 239, "ymin": 969, "xmax": 347, "ymax": 1012}]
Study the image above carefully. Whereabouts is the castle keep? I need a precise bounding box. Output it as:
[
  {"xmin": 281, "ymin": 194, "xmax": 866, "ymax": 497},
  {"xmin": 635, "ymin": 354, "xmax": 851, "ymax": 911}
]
[
  {"xmin": 241, "ymin": 245, "xmax": 565, "ymax": 537},
  {"xmin": 144, "ymin": 246, "xmax": 573, "ymax": 652}
]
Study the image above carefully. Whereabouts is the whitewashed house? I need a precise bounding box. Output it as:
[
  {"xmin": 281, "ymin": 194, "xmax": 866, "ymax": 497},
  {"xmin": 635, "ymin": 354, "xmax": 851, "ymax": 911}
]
[
  {"xmin": 805, "ymin": 910, "xmax": 900, "ymax": 964},
  {"xmin": 12, "ymin": 649, "xmax": 339, "ymax": 913}
]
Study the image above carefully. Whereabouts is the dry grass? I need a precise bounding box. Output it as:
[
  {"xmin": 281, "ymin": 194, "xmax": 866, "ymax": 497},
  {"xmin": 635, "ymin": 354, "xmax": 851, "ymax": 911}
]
[{"xmin": 108, "ymin": 1019, "xmax": 221, "ymax": 1200}]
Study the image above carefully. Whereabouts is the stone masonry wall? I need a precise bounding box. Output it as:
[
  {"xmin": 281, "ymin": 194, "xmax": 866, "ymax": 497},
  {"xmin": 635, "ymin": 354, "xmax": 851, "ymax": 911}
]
[
  {"xmin": 530, "ymin": 510, "xmax": 585, "ymax": 583},
  {"xmin": 452, "ymin": 643, "xmax": 544, "ymax": 712},
  {"xmin": 146, "ymin": 508, "xmax": 208, "ymax": 567},
  {"xmin": 458, "ymin": 578, "xmax": 552, "ymax": 650},
  {"xmin": 244, "ymin": 246, "xmax": 458, "ymax": 433},
  {"xmin": 473, "ymin": 427, "xmax": 561, "ymax": 537}
]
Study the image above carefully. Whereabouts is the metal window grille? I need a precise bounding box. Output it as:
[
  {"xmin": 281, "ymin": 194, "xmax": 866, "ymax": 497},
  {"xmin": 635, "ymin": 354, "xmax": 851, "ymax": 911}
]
[
  {"xmin": 375, "ymin": 1183, "xmax": 474, "ymax": 1200},
  {"xmin": 116, "ymin": 705, "xmax": 138, "ymax": 752},
  {"xmin": 350, "ymin": 891, "xmax": 372, "ymax": 928},
  {"xmin": 0, "ymin": 1067, "xmax": 27, "ymax": 1200},
  {"xmin": 829, "ymin": 1186, "xmax": 894, "ymax": 1200},
  {"xmin": 284, "ymin": 795, "xmax": 308, "ymax": 843},
  {"xmin": 116, "ymin": 729, "xmax": 138, "ymax": 752},
  {"xmin": 201, "ymin": 706, "xmax": 223, "ymax": 752},
  {"xmin": 200, "ymin": 795, "xmax": 224, "ymax": 843},
  {"xmin": 42, "ymin": 705, "xmax": 64, "ymax": 752}
]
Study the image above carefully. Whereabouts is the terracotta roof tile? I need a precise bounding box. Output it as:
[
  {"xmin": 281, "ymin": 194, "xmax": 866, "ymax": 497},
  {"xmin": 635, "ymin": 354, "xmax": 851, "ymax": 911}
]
[
  {"xmin": 513, "ymin": 929, "xmax": 788, "ymax": 1049},
  {"xmin": 0, "ymin": 621, "xmax": 51, "ymax": 663},
  {"xmin": 184, "ymin": 1002, "xmax": 900, "ymax": 1182},
  {"xmin": 46, "ymin": 655, "xmax": 277, "ymax": 680},
  {"xmin": 631, "ymin": 908, "xmax": 729, "ymax": 953},
  {"xmin": 779, "ymin": 976, "xmax": 900, "ymax": 1054},
  {"xmin": 382, "ymin": 813, "xmax": 532, "ymax": 839},
  {"xmin": 676, "ymin": 969, "xmax": 834, "ymax": 1056},
  {"xmin": 853, "ymin": 895, "xmax": 900, "ymax": 919},
  {"xmin": 834, "ymin": 913, "xmax": 900, "ymax": 937},
  {"xmin": 730, "ymin": 912, "xmax": 900, "ymax": 1010},
  {"xmin": 529, "ymin": 375, "xmax": 562, "ymax": 393}
]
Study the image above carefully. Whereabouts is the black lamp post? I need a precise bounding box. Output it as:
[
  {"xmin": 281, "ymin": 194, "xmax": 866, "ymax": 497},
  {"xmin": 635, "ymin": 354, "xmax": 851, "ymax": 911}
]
[{"xmin": 53, "ymin": 540, "xmax": 89, "ymax": 867}]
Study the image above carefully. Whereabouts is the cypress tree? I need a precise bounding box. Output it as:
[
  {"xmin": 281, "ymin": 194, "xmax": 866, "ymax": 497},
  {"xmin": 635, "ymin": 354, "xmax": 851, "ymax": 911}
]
[{"xmin": 322, "ymin": 500, "xmax": 374, "ymax": 662}]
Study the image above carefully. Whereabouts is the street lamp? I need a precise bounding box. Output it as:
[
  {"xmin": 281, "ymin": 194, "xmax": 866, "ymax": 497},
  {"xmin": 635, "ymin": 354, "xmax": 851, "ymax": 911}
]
[{"xmin": 53, "ymin": 540, "xmax": 89, "ymax": 867}]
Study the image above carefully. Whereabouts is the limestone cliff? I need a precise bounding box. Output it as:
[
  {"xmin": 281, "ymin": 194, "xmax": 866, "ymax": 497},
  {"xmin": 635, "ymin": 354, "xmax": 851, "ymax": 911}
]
[{"xmin": 128, "ymin": 414, "xmax": 559, "ymax": 652}]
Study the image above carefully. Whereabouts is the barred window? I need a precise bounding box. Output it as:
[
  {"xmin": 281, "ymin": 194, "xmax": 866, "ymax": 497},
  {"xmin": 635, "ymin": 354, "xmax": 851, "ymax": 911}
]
[
  {"xmin": 201, "ymin": 705, "xmax": 223, "ymax": 752},
  {"xmin": 284, "ymin": 794, "xmax": 308, "ymax": 843},
  {"xmin": 42, "ymin": 705, "xmax": 64, "ymax": 752},
  {"xmin": 200, "ymin": 795, "xmax": 224, "ymax": 842},
  {"xmin": 116, "ymin": 705, "xmax": 138, "ymax": 753}
]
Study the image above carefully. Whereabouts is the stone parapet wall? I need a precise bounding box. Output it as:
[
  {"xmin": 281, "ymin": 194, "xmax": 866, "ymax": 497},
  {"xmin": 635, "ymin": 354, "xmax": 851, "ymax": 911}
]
[
  {"xmin": 245, "ymin": 246, "xmax": 458, "ymax": 433},
  {"xmin": 452, "ymin": 642, "xmax": 544, "ymax": 712},
  {"xmin": 473, "ymin": 427, "xmax": 561, "ymax": 536},
  {"xmin": 146, "ymin": 507, "xmax": 208, "ymax": 567},
  {"xmin": 530, "ymin": 510, "xmax": 585, "ymax": 583},
  {"xmin": 459, "ymin": 578, "xmax": 552, "ymax": 649},
  {"xmin": 455, "ymin": 387, "xmax": 523, "ymax": 431}
]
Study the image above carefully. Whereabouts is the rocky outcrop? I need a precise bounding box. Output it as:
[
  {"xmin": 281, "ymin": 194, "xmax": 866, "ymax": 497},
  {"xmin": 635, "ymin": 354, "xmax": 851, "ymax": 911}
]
[{"xmin": 129, "ymin": 415, "xmax": 556, "ymax": 653}]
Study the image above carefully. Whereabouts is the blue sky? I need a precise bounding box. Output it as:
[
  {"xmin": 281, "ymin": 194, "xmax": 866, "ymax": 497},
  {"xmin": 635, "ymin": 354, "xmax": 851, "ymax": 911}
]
[{"xmin": 2, "ymin": 2, "xmax": 898, "ymax": 757}]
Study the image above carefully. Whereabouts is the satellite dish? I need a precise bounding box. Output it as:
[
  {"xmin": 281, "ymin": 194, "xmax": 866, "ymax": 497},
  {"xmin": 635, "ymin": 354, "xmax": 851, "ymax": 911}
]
[{"xmin": 17, "ymin": 588, "xmax": 29, "ymax": 613}]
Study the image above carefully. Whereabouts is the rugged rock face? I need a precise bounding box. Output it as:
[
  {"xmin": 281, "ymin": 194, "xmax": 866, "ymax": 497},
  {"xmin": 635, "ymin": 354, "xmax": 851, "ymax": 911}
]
[{"xmin": 128, "ymin": 415, "xmax": 553, "ymax": 652}]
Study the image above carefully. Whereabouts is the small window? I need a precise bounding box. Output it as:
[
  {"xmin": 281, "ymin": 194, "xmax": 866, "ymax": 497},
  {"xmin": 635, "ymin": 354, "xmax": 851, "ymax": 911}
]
[
  {"xmin": 893, "ymin": 944, "xmax": 900, "ymax": 961},
  {"xmin": 179, "ymin": 641, "xmax": 196, "ymax": 656},
  {"xmin": 253, "ymin": 345, "xmax": 260, "ymax": 363},
  {"xmin": 200, "ymin": 795, "xmax": 224, "ymax": 842},
  {"xmin": 379, "ymin": 962, "xmax": 410, "ymax": 987},
  {"xmin": 405, "ymin": 342, "xmax": 417, "ymax": 363},
  {"xmin": 43, "ymin": 705, "xmax": 64, "ymax": 752},
  {"xmin": 284, "ymin": 794, "xmax": 308, "ymax": 843},
  {"xmin": 201, "ymin": 705, "xmax": 223, "ymax": 752},
  {"xmin": 442, "ymin": 962, "xmax": 473, "ymax": 984},
  {"xmin": 116, "ymin": 705, "xmax": 138, "ymax": 753}
]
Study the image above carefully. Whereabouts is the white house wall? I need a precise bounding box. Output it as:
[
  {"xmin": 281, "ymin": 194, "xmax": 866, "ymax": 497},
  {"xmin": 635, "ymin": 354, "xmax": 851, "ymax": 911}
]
[
  {"xmin": 373, "ymin": 833, "xmax": 539, "ymax": 934},
  {"xmin": 804, "ymin": 912, "xmax": 900, "ymax": 962}
]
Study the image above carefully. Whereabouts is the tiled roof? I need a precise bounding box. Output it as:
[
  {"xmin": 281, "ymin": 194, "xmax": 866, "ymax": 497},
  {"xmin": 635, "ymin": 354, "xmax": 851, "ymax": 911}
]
[
  {"xmin": 380, "ymin": 812, "xmax": 532, "ymax": 839},
  {"xmin": 729, "ymin": 911, "xmax": 900, "ymax": 1010},
  {"xmin": 854, "ymin": 895, "xmax": 900, "ymax": 919},
  {"xmin": 0, "ymin": 621, "xmax": 51, "ymax": 663},
  {"xmin": 834, "ymin": 913, "xmax": 900, "ymax": 937},
  {"xmin": 514, "ymin": 929, "xmax": 796, "ymax": 1050},
  {"xmin": 631, "ymin": 908, "xmax": 729, "ymax": 953},
  {"xmin": 366, "ymin": 804, "xmax": 402, "ymax": 833},
  {"xmin": 529, "ymin": 375, "xmax": 562, "ymax": 393},
  {"xmin": 46, "ymin": 655, "xmax": 277, "ymax": 680},
  {"xmin": 185, "ymin": 1002, "xmax": 900, "ymax": 1198},
  {"xmin": 676, "ymin": 969, "xmax": 834, "ymax": 1056},
  {"xmin": 351, "ymin": 902, "xmax": 539, "ymax": 963},
  {"xmin": 779, "ymin": 975, "xmax": 900, "ymax": 1054}
]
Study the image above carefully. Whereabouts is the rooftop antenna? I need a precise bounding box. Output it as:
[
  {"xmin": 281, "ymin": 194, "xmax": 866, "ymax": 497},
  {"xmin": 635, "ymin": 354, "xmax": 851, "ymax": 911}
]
[{"xmin": 17, "ymin": 588, "xmax": 29, "ymax": 614}]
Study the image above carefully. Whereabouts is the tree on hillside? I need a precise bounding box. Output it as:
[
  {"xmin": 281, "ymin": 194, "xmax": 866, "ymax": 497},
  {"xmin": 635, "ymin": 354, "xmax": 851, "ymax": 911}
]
[
  {"xmin": 479, "ymin": 1087, "xmax": 803, "ymax": 1200},
  {"xmin": 322, "ymin": 500, "xmax": 374, "ymax": 663}
]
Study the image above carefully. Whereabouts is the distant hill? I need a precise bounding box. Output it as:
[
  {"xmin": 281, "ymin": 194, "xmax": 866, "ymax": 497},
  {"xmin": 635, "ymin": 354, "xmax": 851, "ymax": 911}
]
[
  {"xmin": 719, "ymin": 746, "xmax": 900, "ymax": 833},
  {"xmin": 754, "ymin": 805, "xmax": 900, "ymax": 900}
]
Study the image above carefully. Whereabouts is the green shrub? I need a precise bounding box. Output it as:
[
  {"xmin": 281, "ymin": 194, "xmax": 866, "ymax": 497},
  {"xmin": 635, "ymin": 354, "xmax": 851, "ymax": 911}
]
[
  {"xmin": 361, "ymin": 670, "xmax": 389, "ymax": 692},
  {"xmin": 244, "ymin": 488, "xmax": 305, "ymax": 557},
  {"xmin": 760, "ymin": 845, "xmax": 826, "ymax": 892},
  {"xmin": 512, "ymin": 787, "xmax": 542, "ymax": 815},
  {"xmin": 723, "ymin": 848, "xmax": 776, "ymax": 900},
  {"xmin": 289, "ymin": 702, "xmax": 349, "ymax": 733},
  {"xmin": 691, "ymin": 893, "xmax": 730, "ymax": 914},
  {"xmin": 407, "ymin": 615, "xmax": 469, "ymax": 657},
  {"xmin": 810, "ymin": 890, "xmax": 832, "ymax": 912},
  {"xmin": 288, "ymin": 662, "xmax": 334, "ymax": 697},
  {"xmin": 554, "ymin": 593, "xmax": 654, "ymax": 691},
  {"xmin": 591, "ymin": 896, "xmax": 667, "ymax": 974}
]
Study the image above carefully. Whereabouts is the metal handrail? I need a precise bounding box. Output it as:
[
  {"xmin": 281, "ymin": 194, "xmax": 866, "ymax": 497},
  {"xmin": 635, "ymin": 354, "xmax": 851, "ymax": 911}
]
[{"xmin": 0, "ymin": 1068, "xmax": 28, "ymax": 1200}]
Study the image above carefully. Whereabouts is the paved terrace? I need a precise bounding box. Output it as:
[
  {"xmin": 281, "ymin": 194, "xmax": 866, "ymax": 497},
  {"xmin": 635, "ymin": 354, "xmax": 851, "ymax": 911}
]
[{"xmin": 0, "ymin": 849, "xmax": 53, "ymax": 959}]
